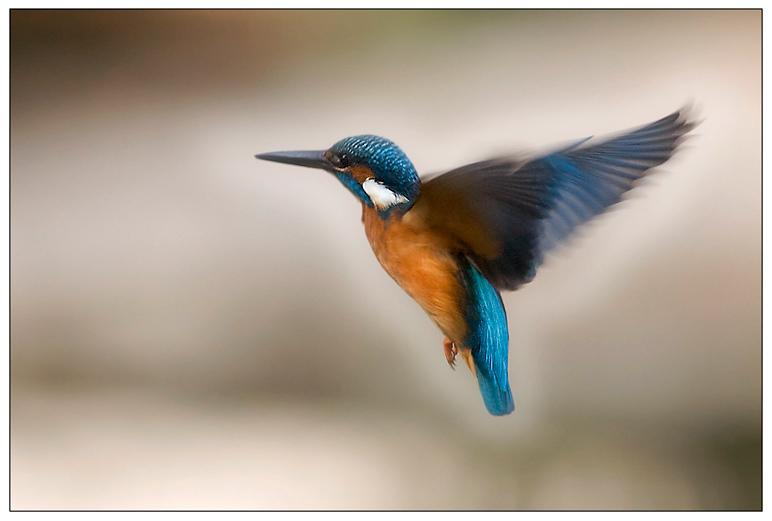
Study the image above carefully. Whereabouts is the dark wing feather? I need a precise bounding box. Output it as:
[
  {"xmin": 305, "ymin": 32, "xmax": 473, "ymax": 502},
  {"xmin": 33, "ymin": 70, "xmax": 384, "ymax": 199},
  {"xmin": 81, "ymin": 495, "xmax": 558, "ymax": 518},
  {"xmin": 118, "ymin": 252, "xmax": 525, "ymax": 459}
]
[{"xmin": 414, "ymin": 109, "xmax": 694, "ymax": 291}]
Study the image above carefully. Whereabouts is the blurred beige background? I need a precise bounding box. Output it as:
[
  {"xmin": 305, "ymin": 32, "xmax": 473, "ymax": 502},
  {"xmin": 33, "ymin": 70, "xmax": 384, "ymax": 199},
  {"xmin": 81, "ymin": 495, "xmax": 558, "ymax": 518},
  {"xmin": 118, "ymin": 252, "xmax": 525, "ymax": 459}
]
[{"xmin": 10, "ymin": 10, "xmax": 760, "ymax": 510}]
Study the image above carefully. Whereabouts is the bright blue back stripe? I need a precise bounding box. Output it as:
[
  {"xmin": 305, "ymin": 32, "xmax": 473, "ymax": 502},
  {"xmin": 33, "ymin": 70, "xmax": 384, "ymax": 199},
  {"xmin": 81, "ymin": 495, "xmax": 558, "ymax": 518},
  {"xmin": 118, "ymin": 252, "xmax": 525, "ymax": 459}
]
[{"xmin": 460, "ymin": 259, "xmax": 514, "ymax": 415}]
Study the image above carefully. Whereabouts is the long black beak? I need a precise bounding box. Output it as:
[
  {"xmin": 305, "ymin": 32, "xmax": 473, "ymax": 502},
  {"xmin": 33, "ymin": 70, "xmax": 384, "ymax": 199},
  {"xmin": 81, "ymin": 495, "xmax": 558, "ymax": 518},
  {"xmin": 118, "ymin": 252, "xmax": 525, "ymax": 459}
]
[{"xmin": 255, "ymin": 150, "xmax": 330, "ymax": 170}]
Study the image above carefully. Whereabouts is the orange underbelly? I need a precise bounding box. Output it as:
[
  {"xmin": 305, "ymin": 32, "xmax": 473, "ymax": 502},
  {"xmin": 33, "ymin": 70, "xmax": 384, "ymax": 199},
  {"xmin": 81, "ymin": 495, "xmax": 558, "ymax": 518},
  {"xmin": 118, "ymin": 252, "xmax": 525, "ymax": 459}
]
[{"xmin": 362, "ymin": 205, "xmax": 468, "ymax": 344}]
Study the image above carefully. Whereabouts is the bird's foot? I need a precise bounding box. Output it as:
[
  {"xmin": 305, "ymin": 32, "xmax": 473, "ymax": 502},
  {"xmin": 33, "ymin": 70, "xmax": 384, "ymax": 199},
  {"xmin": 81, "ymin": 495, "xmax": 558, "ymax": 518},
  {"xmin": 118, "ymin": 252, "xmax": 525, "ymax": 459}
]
[{"xmin": 443, "ymin": 337, "xmax": 458, "ymax": 370}]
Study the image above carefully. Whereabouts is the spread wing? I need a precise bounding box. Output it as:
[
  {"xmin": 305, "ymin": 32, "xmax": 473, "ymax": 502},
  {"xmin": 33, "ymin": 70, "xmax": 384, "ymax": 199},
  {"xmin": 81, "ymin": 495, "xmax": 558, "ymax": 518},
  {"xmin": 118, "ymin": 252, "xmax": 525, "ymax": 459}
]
[{"xmin": 412, "ymin": 109, "xmax": 694, "ymax": 291}]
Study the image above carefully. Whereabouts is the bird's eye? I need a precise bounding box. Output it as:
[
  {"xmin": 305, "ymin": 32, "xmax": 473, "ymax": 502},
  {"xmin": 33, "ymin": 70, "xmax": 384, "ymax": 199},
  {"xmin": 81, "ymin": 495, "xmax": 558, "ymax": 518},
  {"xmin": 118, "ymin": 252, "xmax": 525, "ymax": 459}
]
[{"xmin": 330, "ymin": 152, "xmax": 350, "ymax": 169}]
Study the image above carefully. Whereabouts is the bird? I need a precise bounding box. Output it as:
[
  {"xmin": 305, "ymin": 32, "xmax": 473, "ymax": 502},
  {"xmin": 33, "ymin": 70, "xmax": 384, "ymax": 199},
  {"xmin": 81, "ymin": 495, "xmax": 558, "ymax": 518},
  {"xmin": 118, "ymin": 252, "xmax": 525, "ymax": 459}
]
[{"xmin": 255, "ymin": 109, "xmax": 694, "ymax": 416}]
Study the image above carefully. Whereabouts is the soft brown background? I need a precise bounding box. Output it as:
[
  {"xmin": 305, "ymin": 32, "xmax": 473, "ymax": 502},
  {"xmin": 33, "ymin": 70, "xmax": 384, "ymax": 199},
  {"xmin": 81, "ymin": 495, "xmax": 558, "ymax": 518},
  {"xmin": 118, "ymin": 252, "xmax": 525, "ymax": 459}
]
[{"xmin": 11, "ymin": 10, "xmax": 760, "ymax": 510}]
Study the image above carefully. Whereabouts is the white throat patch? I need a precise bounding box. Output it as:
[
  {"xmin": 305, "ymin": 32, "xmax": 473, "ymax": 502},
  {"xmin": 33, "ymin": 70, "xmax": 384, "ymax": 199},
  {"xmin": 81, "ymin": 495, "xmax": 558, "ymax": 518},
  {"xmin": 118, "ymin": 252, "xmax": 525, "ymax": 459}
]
[{"xmin": 362, "ymin": 178, "xmax": 409, "ymax": 211}]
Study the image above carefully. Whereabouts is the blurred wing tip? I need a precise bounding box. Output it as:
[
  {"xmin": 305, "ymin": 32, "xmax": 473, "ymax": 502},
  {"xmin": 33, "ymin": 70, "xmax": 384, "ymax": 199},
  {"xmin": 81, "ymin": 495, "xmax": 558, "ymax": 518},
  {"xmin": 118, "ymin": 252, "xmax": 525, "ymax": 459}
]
[{"xmin": 673, "ymin": 103, "xmax": 703, "ymax": 129}]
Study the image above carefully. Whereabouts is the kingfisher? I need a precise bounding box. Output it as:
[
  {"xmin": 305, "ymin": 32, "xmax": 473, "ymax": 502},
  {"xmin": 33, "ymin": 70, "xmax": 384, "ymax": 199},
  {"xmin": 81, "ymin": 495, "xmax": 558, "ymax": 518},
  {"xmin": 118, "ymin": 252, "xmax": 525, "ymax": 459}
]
[{"xmin": 256, "ymin": 109, "xmax": 693, "ymax": 416}]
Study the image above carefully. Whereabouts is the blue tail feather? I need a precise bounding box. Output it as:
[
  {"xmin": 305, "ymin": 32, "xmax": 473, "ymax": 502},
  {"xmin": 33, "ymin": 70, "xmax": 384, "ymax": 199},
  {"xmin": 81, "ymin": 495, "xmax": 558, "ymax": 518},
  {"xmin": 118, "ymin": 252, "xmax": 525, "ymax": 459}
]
[
  {"xmin": 476, "ymin": 365, "xmax": 514, "ymax": 416},
  {"xmin": 459, "ymin": 258, "xmax": 514, "ymax": 416}
]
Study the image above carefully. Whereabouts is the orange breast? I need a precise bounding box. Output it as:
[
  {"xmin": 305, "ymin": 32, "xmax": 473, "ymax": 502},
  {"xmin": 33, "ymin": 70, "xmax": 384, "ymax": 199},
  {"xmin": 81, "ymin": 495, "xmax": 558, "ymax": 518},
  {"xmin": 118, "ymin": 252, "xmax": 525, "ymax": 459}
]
[{"xmin": 362, "ymin": 204, "xmax": 468, "ymax": 345}]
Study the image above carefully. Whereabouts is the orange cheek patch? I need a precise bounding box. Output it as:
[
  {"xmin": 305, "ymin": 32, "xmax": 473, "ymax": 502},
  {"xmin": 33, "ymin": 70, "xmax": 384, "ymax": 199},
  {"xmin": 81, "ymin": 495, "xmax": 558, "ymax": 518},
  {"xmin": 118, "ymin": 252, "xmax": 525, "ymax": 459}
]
[{"xmin": 349, "ymin": 164, "xmax": 375, "ymax": 184}]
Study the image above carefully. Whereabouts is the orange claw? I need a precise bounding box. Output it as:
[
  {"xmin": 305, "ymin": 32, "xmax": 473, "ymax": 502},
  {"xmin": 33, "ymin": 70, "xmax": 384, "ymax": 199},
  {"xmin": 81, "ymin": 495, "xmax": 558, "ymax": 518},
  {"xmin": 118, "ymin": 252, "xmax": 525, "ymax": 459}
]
[{"xmin": 443, "ymin": 337, "xmax": 458, "ymax": 370}]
